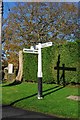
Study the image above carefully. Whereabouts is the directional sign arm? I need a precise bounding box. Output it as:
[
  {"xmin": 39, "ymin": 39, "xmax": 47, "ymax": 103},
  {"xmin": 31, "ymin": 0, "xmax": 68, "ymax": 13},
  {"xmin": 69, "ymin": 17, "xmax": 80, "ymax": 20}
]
[
  {"xmin": 35, "ymin": 42, "xmax": 53, "ymax": 49},
  {"xmin": 23, "ymin": 48, "xmax": 38, "ymax": 54},
  {"xmin": 41, "ymin": 42, "xmax": 53, "ymax": 48}
]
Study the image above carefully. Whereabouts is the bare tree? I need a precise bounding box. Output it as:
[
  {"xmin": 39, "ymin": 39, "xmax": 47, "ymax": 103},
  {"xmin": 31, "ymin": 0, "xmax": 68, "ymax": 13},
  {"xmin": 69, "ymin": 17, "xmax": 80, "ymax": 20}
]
[{"xmin": 2, "ymin": 2, "xmax": 78, "ymax": 68}]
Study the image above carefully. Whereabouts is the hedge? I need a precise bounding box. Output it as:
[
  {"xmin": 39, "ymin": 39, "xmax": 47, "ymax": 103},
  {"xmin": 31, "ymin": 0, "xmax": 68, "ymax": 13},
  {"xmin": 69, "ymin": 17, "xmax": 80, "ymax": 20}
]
[{"xmin": 23, "ymin": 42, "xmax": 80, "ymax": 84}]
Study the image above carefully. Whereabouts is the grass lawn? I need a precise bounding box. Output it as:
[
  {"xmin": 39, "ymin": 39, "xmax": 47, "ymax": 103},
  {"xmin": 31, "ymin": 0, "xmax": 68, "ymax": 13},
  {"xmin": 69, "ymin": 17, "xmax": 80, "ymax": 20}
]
[{"xmin": 1, "ymin": 82, "xmax": 79, "ymax": 118}]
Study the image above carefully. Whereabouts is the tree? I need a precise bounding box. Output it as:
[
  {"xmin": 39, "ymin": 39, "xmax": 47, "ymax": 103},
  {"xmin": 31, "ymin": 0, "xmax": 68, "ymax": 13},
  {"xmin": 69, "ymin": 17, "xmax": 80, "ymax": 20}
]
[
  {"xmin": 16, "ymin": 50, "xmax": 23, "ymax": 81},
  {"xmin": 2, "ymin": 2, "xmax": 78, "ymax": 68}
]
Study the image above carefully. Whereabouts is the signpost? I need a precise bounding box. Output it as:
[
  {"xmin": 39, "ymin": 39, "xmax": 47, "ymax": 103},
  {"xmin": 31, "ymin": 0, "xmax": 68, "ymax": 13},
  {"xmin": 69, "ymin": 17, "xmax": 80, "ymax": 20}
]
[
  {"xmin": 41, "ymin": 42, "xmax": 52, "ymax": 48},
  {"xmin": 23, "ymin": 48, "xmax": 38, "ymax": 54},
  {"xmin": 23, "ymin": 42, "xmax": 53, "ymax": 99}
]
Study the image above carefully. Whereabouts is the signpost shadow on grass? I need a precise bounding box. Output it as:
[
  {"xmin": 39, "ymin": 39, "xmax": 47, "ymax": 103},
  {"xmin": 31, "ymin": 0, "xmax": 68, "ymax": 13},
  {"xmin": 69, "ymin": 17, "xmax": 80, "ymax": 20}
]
[
  {"xmin": 43, "ymin": 86, "xmax": 64, "ymax": 97},
  {"xmin": 9, "ymin": 86, "xmax": 64, "ymax": 106},
  {"xmin": 43, "ymin": 85, "xmax": 59, "ymax": 93},
  {"xmin": 10, "ymin": 93, "xmax": 38, "ymax": 106}
]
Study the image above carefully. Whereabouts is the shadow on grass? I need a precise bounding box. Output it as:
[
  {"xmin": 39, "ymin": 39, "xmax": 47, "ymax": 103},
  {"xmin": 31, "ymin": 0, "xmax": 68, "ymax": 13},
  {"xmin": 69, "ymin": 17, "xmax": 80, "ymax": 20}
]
[
  {"xmin": 2, "ymin": 80, "xmax": 22, "ymax": 87},
  {"xmin": 7, "ymin": 86, "xmax": 64, "ymax": 106},
  {"xmin": 43, "ymin": 85, "xmax": 59, "ymax": 93},
  {"xmin": 10, "ymin": 93, "xmax": 38, "ymax": 106},
  {"xmin": 43, "ymin": 86, "xmax": 64, "ymax": 97}
]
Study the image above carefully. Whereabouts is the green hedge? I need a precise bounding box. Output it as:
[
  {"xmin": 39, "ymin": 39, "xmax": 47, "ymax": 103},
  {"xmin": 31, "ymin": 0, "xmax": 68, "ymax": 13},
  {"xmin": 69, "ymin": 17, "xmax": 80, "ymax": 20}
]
[
  {"xmin": 23, "ymin": 53, "xmax": 38, "ymax": 82},
  {"xmin": 23, "ymin": 42, "xmax": 80, "ymax": 84}
]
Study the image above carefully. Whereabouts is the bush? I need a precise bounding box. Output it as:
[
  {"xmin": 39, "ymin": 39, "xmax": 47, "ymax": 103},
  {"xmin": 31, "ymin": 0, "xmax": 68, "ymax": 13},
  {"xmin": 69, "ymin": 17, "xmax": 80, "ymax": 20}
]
[
  {"xmin": 23, "ymin": 53, "xmax": 38, "ymax": 82},
  {"xmin": 23, "ymin": 42, "xmax": 80, "ymax": 84}
]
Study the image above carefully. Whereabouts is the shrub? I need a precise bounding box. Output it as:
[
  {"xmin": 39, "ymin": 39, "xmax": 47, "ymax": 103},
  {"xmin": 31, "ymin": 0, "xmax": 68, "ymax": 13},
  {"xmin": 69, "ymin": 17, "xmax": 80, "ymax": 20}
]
[{"xmin": 23, "ymin": 42, "xmax": 79, "ymax": 84}]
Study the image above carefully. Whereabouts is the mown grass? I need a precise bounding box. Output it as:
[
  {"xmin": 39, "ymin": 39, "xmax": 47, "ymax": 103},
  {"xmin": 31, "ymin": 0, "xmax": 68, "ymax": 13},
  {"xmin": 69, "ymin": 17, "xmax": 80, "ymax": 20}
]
[{"xmin": 1, "ymin": 82, "xmax": 79, "ymax": 118}]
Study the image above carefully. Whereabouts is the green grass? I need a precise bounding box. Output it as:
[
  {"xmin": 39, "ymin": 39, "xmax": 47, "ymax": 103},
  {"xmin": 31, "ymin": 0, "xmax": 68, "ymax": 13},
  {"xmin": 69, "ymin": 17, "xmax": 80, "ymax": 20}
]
[{"xmin": 1, "ymin": 82, "xmax": 79, "ymax": 118}]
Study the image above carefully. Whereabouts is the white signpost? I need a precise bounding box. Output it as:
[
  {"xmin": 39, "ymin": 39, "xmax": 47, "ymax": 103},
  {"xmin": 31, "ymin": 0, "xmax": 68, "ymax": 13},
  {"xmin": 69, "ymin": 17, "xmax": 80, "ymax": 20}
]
[
  {"xmin": 41, "ymin": 42, "xmax": 52, "ymax": 48},
  {"xmin": 23, "ymin": 42, "xmax": 53, "ymax": 99},
  {"xmin": 23, "ymin": 48, "xmax": 38, "ymax": 54}
]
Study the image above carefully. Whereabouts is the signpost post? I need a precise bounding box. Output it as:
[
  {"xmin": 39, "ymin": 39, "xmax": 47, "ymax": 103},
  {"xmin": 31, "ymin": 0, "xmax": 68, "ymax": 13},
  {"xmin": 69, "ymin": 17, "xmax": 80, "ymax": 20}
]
[
  {"xmin": 37, "ymin": 43, "xmax": 43, "ymax": 99},
  {"xmin": 23, "ymin": 42, "xmax": 53, "ymax": 99}
]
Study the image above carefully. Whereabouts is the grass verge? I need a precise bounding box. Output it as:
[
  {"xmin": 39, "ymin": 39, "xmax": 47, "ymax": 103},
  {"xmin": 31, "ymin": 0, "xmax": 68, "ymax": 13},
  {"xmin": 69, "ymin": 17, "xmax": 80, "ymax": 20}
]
[{"xmin": 1, "ymin": 82, "xmax": 79, "ymax": 118}]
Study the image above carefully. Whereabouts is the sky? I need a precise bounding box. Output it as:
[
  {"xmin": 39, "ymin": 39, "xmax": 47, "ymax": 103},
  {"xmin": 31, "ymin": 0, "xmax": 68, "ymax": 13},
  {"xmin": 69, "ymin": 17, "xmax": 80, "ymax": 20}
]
[
  {"xmin": 3, "ymin": 2, "xmax": 16, "ymax": 18},
  {"xmin": 3, "ymin": 0, "xmax": 79, "ymax": 19},
  {"xmin": 3, "ymin": 0, "xmax": 80, "ymax": 2}
]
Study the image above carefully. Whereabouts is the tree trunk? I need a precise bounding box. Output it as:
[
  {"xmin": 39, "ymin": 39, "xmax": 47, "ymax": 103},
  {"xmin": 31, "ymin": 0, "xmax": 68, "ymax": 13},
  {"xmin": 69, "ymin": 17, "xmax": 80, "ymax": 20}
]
[{"xmin": 16, "ymin": 51, "xmax": 23, "ymax": 81}]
